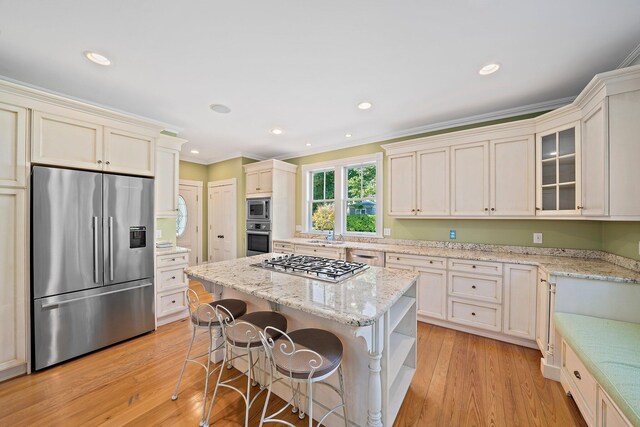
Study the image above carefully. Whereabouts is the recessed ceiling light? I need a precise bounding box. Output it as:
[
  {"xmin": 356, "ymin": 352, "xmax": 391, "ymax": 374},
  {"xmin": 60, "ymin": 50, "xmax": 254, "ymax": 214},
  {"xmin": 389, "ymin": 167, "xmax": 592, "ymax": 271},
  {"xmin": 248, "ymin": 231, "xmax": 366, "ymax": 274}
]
[
  {"xmin": 479, "ymin": 63, "xmax": 500, "ymax": 75},
  {"xmin": 345, "ymin": 133, "xmax": 352, "ymax": 138},
  {"xmin": 357, "ymin": 102, "xmax": 372, "ymax": 110},
  {"xmin": 270, "ymin": 128, "xmax": 283, "ymax": 135},
  {"xmin": 190, "ymin": 149, "xmax": 200, "ymax": 154},
  {"xmin": 305, "ymin": 143, "xmax": 312, "ymax": 147},
  {"xmin": 209, "ymin": 104, "xmax": 231, "ymax": 114},
  {"xmin": 84, "ymin": 51, "xmax": 111, "ymax": 66}
]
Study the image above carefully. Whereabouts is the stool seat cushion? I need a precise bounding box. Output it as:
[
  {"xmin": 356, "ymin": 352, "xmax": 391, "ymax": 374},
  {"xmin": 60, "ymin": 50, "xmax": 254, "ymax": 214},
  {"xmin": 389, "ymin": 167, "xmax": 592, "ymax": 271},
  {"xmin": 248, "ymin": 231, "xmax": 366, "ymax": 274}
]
[
  {"xmin": 191, "ymin": 299, "xmax": 247, "ymax": 327},
  {"xmin": 226, "ymin": 311, "xmax": 287, "ymax": 348},
  {"xmin": 273, "ymin": 329, "xmax": 343, "ymax": 380}
]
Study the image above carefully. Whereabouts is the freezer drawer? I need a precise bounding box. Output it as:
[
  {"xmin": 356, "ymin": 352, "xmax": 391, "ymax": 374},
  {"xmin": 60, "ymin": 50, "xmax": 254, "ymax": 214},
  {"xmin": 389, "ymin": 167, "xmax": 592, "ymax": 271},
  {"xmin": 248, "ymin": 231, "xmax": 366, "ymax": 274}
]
[{"xmin": 32, "ymin": 280, "xmax": 155, "ymax": 370}]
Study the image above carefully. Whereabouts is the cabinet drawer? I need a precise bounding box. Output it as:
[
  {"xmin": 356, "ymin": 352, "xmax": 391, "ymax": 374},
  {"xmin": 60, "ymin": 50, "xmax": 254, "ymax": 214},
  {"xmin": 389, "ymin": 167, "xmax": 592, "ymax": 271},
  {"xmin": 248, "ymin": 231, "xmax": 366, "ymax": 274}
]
[
  {"xmin": 158, "ymin": 289, "xmax": 187, "ymax": 317},
  {"xmin": 273, "ymin": 242, "xmax": 294, "ymax": 253},
  {"xmin": 386, "ymin": 253, "xmax": 447, "ymax": 269},
  {"xmin": 448, "ymin": 272, "xmax": 502, "ymax": 303},
  {"xmin": 562, "ymin": 340, "xmax": 597, "ymax": 423},
  {"xmin": 157, "ymin": 267, "xmax": 186, "ymax": 291},
  {"xmin": 448, "ymin": 258, "xmax": 503, "ymax": 276},
  {"xmin": 447, "ymin": 298, "xmax": 502, "ymax": 332},
  {"xmin": 157, "ymin": 252, "xmax": 189, "ymax": 268},
  {"xmin": 598, "ymin": 386, "xmax": 632, "ymax": 427},
  {"xmin": 294, "ymin": 245, "xmax": 344, "ymax": 260}
]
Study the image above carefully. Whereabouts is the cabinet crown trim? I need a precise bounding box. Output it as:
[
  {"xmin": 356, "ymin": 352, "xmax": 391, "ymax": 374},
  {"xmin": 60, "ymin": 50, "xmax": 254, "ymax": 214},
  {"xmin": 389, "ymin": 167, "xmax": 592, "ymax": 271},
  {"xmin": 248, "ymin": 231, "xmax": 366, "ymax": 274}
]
[{"xmin": 243, "ymin": 159, "xmax": 298, "ymax": 173}]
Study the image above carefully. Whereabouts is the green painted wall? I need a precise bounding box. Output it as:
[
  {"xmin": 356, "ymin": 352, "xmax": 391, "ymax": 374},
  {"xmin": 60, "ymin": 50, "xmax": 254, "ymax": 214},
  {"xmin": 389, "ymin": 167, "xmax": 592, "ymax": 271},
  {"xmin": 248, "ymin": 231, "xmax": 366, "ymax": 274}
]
[
  {"xmin": 284, "ymin": 113, "xmax": 635, "ymax": 254},
  {"xmin": 155, "ymin": 218, "xmax": 177, "ymax": 245},
  {"xmin": 179, "ymin": 161, "xmax": 208, "ymax": 261},
  {"xmin": 602, "ymin": 222, "xmax": 640, "ymax": 261}
]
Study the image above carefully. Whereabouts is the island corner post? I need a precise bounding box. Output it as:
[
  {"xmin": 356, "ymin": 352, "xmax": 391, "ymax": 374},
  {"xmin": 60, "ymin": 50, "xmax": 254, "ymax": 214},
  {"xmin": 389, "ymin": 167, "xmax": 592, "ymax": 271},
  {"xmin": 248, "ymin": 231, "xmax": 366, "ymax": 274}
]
[{"xmin": 186, "ymin": 254, "xmax": 418, "ymax": 427}]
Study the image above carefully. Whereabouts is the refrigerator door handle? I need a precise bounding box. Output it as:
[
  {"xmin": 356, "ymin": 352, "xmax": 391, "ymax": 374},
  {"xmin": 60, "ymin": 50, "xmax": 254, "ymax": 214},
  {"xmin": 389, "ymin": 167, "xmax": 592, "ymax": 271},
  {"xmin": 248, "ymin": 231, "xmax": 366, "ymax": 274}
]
[
  {"xmin": 109, "ymin": 216, "xmax": 114, "ymax": 281},
  {"xmin": 41, "ymin": 282, "xmax": 153, "ymax": 309},
  {"xmin": 93, "ymin": 216, "xmax": 99, "ymax": 283}
]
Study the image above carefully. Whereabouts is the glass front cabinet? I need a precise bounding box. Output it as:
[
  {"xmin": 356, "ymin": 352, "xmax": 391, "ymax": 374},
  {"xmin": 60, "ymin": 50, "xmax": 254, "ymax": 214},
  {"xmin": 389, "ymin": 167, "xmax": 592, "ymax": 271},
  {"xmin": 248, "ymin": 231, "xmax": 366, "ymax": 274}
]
[{"xmin": 536, "ymin": 122, "xmax": 581, "ymax": 216}]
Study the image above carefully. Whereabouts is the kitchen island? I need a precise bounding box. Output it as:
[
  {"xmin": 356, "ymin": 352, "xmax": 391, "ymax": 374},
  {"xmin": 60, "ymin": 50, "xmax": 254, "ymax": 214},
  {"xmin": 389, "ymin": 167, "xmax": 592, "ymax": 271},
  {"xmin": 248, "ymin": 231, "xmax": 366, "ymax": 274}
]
[{"xmin": 185, "ymin": 254, "xmax": 420, "ymax": 427}]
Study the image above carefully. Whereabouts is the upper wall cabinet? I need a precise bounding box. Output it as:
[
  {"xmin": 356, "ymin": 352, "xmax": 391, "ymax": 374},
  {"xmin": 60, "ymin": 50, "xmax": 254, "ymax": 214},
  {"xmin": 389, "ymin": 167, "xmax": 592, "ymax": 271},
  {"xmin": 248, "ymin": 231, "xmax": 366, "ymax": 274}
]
[
  {"xmin": 32, "ymin": 111, "xmax": 157, "ymax": 177},
  {"xmin": 246, "ymin": 169, "xmax": 273, "ymax": 195},
  {"xmin": 155, "ymin": 136, "xmax": 187, "ymax": 218},
  {"xmin": 104, "ymin": 127, "xmax": 155, "ymax": 176},
  {"xmin": 388, "ymin": 153, "xmax": 416, "ymax": 215},
  {"xmin": 0, "ymin": 102, "xmax": 27, "ymax": 188},
  {"xmin": 580, "ymin": 99, "xmax": 609, "ymax": 217},
  {"xmin": 491, "ymin": 136, "xmax": 535, "ymax": 216},
  {"xmin": 451, "ymin": 141, "xmax": 489, "ymax": 216},
  {"xmin": 535, "ymin": 121, "xmax": 581, "ymax": 216},
  {"xmin": 417, "ymin": 148, "xmax": 449, "ymax": 216},
  {"xmin": 32, "ymin": 111, "xmax": 104, "ymax": 171}
]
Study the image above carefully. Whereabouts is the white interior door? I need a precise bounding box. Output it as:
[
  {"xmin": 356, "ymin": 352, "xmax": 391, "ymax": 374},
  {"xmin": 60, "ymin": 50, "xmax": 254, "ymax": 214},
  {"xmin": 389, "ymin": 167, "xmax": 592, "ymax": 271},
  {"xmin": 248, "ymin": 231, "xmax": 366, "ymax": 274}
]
[
  {"xmin": 208, "ymin": 180, "xmax": 237, "ymax": 262},
  {"xmin": 177, "ymin": 181, "xmax": 202, "ymax": 265}
]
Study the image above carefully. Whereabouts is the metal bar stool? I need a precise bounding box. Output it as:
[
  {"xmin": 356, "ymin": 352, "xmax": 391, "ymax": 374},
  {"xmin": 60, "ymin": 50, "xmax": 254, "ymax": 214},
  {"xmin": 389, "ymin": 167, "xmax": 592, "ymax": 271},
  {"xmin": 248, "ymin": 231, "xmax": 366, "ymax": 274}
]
[
  {"xmin": 203, "ymin": 306, "xmax": 288, "ymax": 427},
  {"xmin": 171, "ymin": 289, "xmax": 247, "ymax": 426},
  {"xmin": 258, "ymin": 327, "xmax": 348, "ymax": 427}
]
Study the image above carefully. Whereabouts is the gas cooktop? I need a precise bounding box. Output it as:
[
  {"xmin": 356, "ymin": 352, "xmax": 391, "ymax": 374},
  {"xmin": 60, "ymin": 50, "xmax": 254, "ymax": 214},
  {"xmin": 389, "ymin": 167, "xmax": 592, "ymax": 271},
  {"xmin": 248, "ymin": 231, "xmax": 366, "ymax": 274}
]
[{"xmin": 256, "ymin": 254, "xmax": 369, "ymax": 283}]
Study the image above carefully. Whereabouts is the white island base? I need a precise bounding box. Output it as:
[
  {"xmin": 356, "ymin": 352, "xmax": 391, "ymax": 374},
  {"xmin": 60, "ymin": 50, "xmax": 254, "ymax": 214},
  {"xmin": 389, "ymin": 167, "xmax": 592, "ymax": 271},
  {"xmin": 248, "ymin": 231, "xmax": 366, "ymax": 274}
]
[{"xmin": 201, "ymin": 281, "xmax": 417, "ymax": 427}]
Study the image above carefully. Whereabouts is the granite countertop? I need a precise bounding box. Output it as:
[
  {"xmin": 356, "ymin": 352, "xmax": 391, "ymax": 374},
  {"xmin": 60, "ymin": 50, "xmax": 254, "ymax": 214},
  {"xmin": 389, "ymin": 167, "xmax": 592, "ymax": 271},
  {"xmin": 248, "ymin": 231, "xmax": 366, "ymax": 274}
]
[
  {"xmin": 276, "ymin": 237, "xmax": 640, "ymax": 285},
  {"xmin": 156, "ymin": 246, "xmax": 191, "ymax": 255},
  {"xmin": 185, "ymin": 254, "xmax": 419, "ymax": 327}
]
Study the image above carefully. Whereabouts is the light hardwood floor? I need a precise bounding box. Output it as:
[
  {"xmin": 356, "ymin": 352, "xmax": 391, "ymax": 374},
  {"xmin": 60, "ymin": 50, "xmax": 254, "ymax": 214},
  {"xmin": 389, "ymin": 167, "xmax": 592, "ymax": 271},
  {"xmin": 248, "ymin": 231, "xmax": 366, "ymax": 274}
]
[{"xmin": 0, "ymin": 320, "xmax": 586, "ymax": 427}]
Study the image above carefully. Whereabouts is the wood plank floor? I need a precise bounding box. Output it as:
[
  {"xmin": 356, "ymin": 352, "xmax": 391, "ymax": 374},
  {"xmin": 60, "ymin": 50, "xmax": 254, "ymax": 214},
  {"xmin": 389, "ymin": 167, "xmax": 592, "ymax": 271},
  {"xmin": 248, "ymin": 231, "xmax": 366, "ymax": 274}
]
[{"xmin": 0, "ymin": 320, "xmax": 586, "ymax": 427}]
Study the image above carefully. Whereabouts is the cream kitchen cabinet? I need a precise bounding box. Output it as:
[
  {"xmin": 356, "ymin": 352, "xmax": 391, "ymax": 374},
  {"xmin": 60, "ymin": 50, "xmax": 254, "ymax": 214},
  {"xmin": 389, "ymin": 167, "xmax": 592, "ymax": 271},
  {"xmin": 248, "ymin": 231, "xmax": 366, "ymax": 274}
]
[
  {"xmin": 155, "ymin": 136, "xmax": 186, "ymax": 218},
  {"xmin": 417, "ymin": 147, "xmax": 449, "ymax": 216},
  {"xmin": 387, "ymin": 152, "xmax": 416, "ymax": 216},
  {"xmin": 0, "ymin": 102, "xmax": 27, "ymax": 188},
  {"xmin": 32, "ymin": 110, "xmax": 105, "ymax": 171},
  {"xmin": 246, "ymin": 169, "xmax": 273, "ymax": 195},
  {"xmin": 450, "ymin": 141, "xmax": 490, "ymax": 216},
  {"xmin": 502, "ymin": 264, "xmax": 537, "ymax": 340},
  {"xmin": 156, "ymin": 250, "xmax": 190, "ymax": 326},
  {"xmin": 0, "ymin": 188, "xmax": 27, "ymax": 381},
  {"xmin": 490, "ymin": 136, "xmax": 535, "ymax": 216},
  {"xmin": 294, "ymin": 243, "xmax": 345, "ymax": 260},
  {"xmin": 32, "ymin": 110, "xmax": 157, "ymax": 176},
  {"xmin": 580, "ymin": 99, "xmax": 609, "ymax": 217},
  {"xmin": 103, "ymin": 127, "xmax": 154, "ymax": 176},
  {"xmin": 536, "ymin": 121, "xmax": 582, "ymax": 216},
  {"xmin": 386, "ymin": 253, "xmax": 448, "ymax": 321}
]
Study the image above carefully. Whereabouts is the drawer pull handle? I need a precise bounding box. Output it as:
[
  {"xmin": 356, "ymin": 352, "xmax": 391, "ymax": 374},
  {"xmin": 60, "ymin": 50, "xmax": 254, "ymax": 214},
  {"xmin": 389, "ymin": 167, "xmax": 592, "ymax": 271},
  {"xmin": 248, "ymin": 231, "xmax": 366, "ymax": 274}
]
[
  {"xmin": 472, "ymin": 265, "xmax": 476, "ymax": 269},
  {"xmin": 471, "ymin": 312, "xmax": 476, "ymax": 316},
  {"xmin": 574, "ymin": 370, "xmax": 581, "ymax": 380},
  {"xmin": 396, "ymin": 257, "xmax": 400, "ymax": 261},
  {"xmin": 172, "ymin": 300, "xmax": 176, "ymax": 304},
  {"xmin": 540, "ymin": 278, "xmax": 547, "ymax": 283},
  {"xmin": 171, "ymin": 276, "xmax": 176, "ymax": 280},
  {"xmin": 170, "ymin": 258, "xmax": 176, "ymax": 261},
  {"xmin": 471, "ymin": 285, "xmax": 476, "ymax": 289},
  {"xmin": 429, "ymin": 260, "xmax": 433, "ymax": 264}
]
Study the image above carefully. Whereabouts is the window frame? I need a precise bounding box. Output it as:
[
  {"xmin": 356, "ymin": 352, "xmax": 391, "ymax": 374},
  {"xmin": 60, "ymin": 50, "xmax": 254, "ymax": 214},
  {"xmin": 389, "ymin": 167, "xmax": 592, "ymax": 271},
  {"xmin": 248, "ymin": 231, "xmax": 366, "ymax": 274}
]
[
  {"xmin": 308, "ymin": 168, "xmax": 336, "ymax": 232},
  {"xmin": 302, "ymin": 153, "xmax": 383, "ymax": 238}
]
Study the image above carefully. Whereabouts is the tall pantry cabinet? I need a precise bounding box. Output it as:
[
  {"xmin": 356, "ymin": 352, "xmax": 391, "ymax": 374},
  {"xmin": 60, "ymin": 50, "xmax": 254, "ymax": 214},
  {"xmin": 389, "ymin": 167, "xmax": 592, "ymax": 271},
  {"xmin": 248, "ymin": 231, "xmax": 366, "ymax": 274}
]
[{"xmin": 0, "ymin": 101, "xmax": 28, "ymax": 381}]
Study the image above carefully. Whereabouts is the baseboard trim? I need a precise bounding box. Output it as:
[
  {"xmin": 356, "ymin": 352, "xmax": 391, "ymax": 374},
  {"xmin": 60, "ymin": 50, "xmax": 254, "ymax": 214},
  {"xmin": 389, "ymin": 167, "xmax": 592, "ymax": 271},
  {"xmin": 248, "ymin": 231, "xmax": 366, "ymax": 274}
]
[
  {"xmin": 540, "ymin": 357, "xmax": 561, "ymax": 381},
  {"xmin": 418, "ymin": 315, "xmax": 538, "ymax": 349}
]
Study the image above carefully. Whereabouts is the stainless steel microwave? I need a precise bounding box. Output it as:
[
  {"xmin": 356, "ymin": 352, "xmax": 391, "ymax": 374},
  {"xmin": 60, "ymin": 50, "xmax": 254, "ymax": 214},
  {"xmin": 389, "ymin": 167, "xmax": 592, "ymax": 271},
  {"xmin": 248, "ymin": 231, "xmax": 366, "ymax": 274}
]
[{"xmin": 247, "ymin": 197, "xmax": 270, "ymax": 220}]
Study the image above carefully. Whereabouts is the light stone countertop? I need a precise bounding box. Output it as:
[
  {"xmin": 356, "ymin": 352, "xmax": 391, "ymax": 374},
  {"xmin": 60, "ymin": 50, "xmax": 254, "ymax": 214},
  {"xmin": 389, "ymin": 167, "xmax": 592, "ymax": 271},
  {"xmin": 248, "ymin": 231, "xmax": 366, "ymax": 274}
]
[
  {"xmin": 185, "ymin": 254, "xmax": 420, "ymax": 327},
  {"xmin": 156, "ymin": 246, "xmax": 190, "ymax": 256},
  {"xmin": 275, "ymin": 237, "xmax": 640, "ymax": 285}
]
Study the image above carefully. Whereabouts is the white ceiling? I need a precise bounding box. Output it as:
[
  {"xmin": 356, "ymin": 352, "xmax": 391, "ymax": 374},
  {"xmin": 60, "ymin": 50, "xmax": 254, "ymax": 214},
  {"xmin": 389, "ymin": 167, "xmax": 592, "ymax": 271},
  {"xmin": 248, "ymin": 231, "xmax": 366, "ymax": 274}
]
[{"xmin": 1, "ymin": 1, "xmax": 639, "ymax": 163}]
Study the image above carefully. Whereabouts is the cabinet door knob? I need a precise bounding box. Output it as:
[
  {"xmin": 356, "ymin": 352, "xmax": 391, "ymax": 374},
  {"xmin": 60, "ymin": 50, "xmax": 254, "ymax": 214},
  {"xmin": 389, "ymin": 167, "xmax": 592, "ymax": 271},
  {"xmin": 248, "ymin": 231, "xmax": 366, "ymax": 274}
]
[
  {"xmin": 396, "ymin": 257, "xmax": 400, "ymax": 261},
  {"xmin": 171, "ymin": 276, "xmax": 176, "ymax": 280},
  {"xmin": 540, "ymin": 278, "xmax": 547, "ymax": 283},
  {"xmin": 97, "ymin": 160, "xmax": 103, "ymax": 164},
  {"xmin": 411, "ymin": 209, "xmax": 415, "ymax": 212},
  {"xmin": 490, "ymin": 208, "xmax": 495, "ymax": 211},
  {"xmin": 417, "ymin": 209, "xmax": 421, "ymax": 212},
  {"xmin": 429, "ymin": 260, "xmax": 433, "ymax": 264},
  {"xmin": 471, "ymin": 312, "xmax": 476, "ymax": 316},
  {"xmin": 536, "ymin": 207, "xmax": 541, "ymax": 211},
  {"xmin": 574, "ymin": 370, "xmax": 581, "ymax": 380},
  {"xmin": 172, "ymin": 300, "xmax": 176, "ymax": 304},
  {"xmin": 472, "ymin": 285, "xmax": 476, "ymax": 289},
  {"xmin": 484, "ymin": 208, "xmax": 489, "ymax": 211},
  {"xmin": 472, "ymin": 265, "xmax": 476, "ymax": 269},
  {"xmin": 106, "ymin": 161, "xmax": 111, "ymax": 165}
]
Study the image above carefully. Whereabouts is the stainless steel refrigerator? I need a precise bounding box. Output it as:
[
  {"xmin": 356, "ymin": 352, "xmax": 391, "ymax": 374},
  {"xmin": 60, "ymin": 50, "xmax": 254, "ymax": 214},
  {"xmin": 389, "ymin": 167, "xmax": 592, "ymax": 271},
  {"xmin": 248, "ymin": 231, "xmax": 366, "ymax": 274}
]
[{"xmin": 31, "ymin": 166, "xmax": 155, "ymax": 370}]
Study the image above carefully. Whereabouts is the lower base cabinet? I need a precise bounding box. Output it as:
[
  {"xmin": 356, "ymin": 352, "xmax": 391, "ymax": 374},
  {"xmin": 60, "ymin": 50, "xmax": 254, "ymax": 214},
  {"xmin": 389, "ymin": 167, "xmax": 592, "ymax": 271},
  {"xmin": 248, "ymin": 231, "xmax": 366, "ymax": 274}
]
[
  {"xmin": 156, "ymin": 251, "xmax": 189, "ymax": 326},
  {"xmin": 503, "ymin": 264, "xmax": 537, "ymax": 340}
]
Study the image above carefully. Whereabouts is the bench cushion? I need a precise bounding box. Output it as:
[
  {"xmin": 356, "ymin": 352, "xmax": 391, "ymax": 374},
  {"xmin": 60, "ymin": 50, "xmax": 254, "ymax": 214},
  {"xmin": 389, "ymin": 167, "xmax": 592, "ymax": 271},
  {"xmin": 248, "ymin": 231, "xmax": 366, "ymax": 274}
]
[{"xmin": 554, "ymin": 312, "xmax": 640, "ymax": 426}]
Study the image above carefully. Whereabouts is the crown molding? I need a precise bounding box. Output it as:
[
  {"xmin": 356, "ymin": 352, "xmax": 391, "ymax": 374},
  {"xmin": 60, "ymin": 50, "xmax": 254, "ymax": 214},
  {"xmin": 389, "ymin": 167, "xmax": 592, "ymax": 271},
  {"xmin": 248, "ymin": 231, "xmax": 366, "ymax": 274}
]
[
  {"xmin": 0, "ymin": 75, "xmax": 182, "ymax": 133},
  {"xmin": 618, "ymin": 42, "xmax": 640, "ymax": 69},
  {"xmin": 180, "ymin": 151, "xmax": 267, "ymax": 166},
  {"xmin": 276, "ymin": 96, "xmax": 573, "ymax": 161}
]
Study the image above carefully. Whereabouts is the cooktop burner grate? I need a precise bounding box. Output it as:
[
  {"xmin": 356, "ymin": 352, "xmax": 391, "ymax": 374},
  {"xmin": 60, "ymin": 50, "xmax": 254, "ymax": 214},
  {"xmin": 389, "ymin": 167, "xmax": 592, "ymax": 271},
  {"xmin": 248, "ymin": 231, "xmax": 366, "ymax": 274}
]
[{"xmin": 256, "ymin": 254, "xmax": 369, "ymax": 283}]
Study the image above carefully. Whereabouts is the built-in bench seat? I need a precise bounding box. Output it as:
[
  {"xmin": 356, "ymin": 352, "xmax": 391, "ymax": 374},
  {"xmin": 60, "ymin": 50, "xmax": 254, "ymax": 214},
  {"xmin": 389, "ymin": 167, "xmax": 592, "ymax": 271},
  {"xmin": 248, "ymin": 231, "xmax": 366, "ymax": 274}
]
[{"xmin": 554, "ymin": 312, "xmax": 640, "ymax": 426}]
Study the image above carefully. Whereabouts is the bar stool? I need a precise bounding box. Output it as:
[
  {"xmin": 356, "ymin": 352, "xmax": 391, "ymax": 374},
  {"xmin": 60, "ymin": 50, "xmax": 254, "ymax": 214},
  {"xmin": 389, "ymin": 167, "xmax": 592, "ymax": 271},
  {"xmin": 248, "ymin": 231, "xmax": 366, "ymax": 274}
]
[
  {"xmin": 258, "ymin": 327, "xmax": 348, "ymax": 427},
  {"xmin": 171, "ymin": 289, "xmax": 247, "ymax": 427},
  {"xmin": 203, "ymin": 306, "xmax": 288, "ymax": 427}
]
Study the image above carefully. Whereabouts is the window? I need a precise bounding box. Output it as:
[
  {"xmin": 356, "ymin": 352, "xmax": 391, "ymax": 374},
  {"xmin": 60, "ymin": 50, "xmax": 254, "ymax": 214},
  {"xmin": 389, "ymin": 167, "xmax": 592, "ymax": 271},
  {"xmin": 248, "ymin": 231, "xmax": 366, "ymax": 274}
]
[
  {"xmin": 345, "ymin": 164, "xmax": 377, "ymax": 234},
  {"xmin": 176, "ymin": 195, "xmax": 187, "ymax": 236},
  {"xmin": 309, "ymin": 170, "xmax": 335, "ymax": 231},
  {"xmin": 303, "ymin": 153, "xmax": 383, "ymax": 237}
]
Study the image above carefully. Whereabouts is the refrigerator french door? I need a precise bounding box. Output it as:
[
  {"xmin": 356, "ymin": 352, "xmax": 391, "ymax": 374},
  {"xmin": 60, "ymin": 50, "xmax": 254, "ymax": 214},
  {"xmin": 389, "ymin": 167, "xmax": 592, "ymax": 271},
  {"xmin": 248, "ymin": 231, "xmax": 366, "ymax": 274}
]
[{"xmin": 32, "ymin": 167, "xmax": 155, "ymax": 370}]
